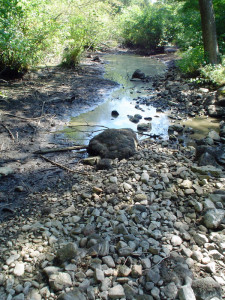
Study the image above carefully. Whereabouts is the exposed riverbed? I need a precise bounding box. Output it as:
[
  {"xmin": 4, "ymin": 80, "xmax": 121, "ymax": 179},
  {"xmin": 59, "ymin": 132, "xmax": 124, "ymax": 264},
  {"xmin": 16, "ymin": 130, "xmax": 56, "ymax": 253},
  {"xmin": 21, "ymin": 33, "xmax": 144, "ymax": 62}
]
[
  {"xmin": 0, "ymin": 50, "xmax": 222, "ymax": 221},
  {"xmin": 63, "ymin": 53, "xmax": 220, "ymax": 145},
  {"xmin": 0, "ymin": 51, "xmax": 225, "ymax": 300}
]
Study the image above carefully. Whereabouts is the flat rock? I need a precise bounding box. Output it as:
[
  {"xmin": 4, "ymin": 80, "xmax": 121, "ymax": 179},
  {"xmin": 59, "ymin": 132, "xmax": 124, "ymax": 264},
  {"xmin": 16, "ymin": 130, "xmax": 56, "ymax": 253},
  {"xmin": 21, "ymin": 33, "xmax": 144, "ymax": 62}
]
[
  {"xmin": 58, "ymin": 288, "xmax": 87, "ymax": 300},
  {"xmin": 108, "ymin": 284, "xmax": 125, "ymax": 299},
  {"xmin": 49, "ymin": 272, "xmax": 72, "ymax": 291},
  {"xmin": 178, "ymin": 285, "xmax": 196, "ymax": 300},
  {"xmin": 0, "ymin": 166, "xmax": 13, "ymax": 176},
  {"xmin": 203, "ymin": 209, "xmax": 225, "ymax": 229},
  {"xmin": 191, "ymin": 165, "xmax": 223, "ymax": 177}
]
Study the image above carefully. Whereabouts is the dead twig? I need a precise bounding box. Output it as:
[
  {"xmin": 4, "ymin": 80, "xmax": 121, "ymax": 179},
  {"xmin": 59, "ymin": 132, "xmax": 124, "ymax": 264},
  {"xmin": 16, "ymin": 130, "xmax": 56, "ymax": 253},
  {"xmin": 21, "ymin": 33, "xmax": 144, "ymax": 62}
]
[
  {"xmin": 68, "ymin": 124, "xmax": 109, "ymax": 129},
  {"xmin": 39, "ymin": 155, "xmax": 88, "ymax": 175},
  {"xmin": 0, "ymin": 123, "xmax": 15, "ymax": 141},
  {"xmin": 146, "ymin": 255, "xmax": 170, "ymax": 270},
  {"xmin": 134, "ymin": 131, "xmax": 161, "ymax": 138},
  {"xmin": 34, "ymin": 145, "xmax": 87, "ymax": 154}
]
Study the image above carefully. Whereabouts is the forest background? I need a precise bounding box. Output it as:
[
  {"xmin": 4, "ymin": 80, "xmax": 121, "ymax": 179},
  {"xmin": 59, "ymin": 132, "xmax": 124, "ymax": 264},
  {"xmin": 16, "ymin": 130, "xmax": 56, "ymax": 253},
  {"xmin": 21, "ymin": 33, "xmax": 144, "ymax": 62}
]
[{"xmin": 0, "ymin": 0, "xmax": 224, "ymax": 85}]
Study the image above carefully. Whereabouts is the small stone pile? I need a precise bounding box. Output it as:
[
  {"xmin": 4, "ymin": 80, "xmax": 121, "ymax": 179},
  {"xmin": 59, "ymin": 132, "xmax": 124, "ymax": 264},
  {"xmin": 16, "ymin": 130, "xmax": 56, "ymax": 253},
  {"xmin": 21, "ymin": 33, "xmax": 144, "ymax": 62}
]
[
  {"xmin": 0, "ymin": 139, "xmax": 225, "ymax": 300},
  {"xmin": 134, "ymin": 68, "xmax": 225, "ymax": 119}
]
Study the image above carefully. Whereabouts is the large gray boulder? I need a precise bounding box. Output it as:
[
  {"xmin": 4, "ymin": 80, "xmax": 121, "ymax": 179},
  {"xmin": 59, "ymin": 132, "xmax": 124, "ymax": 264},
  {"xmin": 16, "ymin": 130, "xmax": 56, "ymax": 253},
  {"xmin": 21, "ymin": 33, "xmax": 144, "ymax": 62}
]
[
  {"xmin": 207, "ymin": 105, "xmax": 225, "ymax": 117},
  {"xmin": 87, "ymin": 128, "xmax": 137, "ymax": 160},
  {"xmin": 195, "ymin": 144, "xmax": 225, "ymax": 167},
  {"xmin": 203, "ymin": 209, "xmax": 225, "ymax": 229},
  {"xmin": 131, "ymin": 69, "xmax": 146, "ymax": 80},
  {"xmin": 192, "ymin": 277, "xmax": 222, "ymax": 300}
]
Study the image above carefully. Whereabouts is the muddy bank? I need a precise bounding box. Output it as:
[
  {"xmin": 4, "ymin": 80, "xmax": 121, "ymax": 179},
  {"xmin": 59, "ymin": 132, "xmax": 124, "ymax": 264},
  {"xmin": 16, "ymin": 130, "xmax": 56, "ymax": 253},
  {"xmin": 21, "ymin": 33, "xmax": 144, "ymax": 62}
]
[{"xmin": 0, "ymin": 55, "xmax": 119, "ymax": 219}]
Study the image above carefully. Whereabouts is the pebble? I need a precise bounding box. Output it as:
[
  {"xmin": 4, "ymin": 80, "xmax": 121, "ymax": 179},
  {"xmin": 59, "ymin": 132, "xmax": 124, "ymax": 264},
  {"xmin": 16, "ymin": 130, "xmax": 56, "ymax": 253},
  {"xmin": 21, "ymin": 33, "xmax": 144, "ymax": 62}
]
[
  {"xmin": 0, "ymin": 135, "xmax": 224, "ymax": 300},
  {"xmin": 108, "ymin": 284, "xmax": 125, "ymax": 299},
  {"xmin": 171, "ymin": 235, "xmax": 183, "ymax": 246},
  {"xmin": 13, "ymin": 262, "xmax": 25, "ymax": 277}
]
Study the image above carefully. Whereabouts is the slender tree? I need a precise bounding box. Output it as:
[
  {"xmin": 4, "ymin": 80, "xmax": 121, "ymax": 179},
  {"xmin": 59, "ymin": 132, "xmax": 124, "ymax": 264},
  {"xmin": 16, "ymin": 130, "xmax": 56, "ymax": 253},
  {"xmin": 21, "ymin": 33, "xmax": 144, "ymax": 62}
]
[{"xmin": 198, "ymin": 0, "xmax": 220, "ymax": 64}]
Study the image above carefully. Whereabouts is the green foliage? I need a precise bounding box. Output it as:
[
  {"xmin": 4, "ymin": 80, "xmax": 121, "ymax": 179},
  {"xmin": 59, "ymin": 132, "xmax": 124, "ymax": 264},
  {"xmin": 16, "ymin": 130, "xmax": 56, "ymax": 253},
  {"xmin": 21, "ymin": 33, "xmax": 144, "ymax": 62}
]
[
  {"xmin": 61, "ymin": 6, "xmax": 116, "ymax": 67},
  {"xmin": 118, "ymin": 3, "xmax": 177, "ymax": 50},
  {"xmin": 177, "ymin": 46, "xmax": 205, "ymax": 74},
  {"xmin": 200, "ymin": 57, "xmax": 225, "ymax": 86},
  {"xmin": 174, "ymin": 6, "xmax": 202, "ymax": 50},
  {"xmin": 0, "ymin": 0, "xmax": 60, "ymax": 76},
  {"xmin": 0, "ymin": 0, "xmax": 224, "ymax": 80},
  {"xmin": 0, "ymin": 0, "xmax": 119, "ymax": 76}
]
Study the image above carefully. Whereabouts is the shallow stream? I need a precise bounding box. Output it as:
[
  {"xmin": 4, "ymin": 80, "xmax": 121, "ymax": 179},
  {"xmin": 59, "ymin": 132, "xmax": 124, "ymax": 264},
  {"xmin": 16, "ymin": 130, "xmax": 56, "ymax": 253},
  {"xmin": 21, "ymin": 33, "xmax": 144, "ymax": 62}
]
[{"xmin": 63, "ymin": 53, "xmax": 220, "ymax": 145}]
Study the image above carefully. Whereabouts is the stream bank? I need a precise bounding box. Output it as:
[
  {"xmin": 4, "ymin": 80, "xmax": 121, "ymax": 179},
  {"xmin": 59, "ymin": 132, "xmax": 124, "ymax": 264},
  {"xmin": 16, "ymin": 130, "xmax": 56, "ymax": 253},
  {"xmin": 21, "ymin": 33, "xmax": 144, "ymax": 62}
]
[
  {"xmin": 0, "ymin": 49, "xmax": 224, "ymax": 220},
  {"xmin": 0, "ymin": 50, "xmax": 225, "ymax": 299}
]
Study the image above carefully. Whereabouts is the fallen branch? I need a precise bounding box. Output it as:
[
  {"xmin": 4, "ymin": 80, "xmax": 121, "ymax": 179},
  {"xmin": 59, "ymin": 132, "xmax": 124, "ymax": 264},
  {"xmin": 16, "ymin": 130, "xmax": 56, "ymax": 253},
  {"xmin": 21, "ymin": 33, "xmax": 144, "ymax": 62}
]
[
  {"xmin": 39, "ymin": 155, "xmax": 88, "ymax": 175},
  {"xmin": 34, "ymin": 145, "xmax": 87, "ymax": 154},
  {"xmin": 135, "ymin": 130, "xmax": 161, "ymax": 138},
  {"xmin": 0, "ymin": 123, "xmax": 15, "ymax": 141},
  {"xmin": 69, "ymin": 129, "xmax": 104, "ymax": 134},
  {"xmin": 68, "ymin": 124, "xmax": 109, "ymax": 129}
]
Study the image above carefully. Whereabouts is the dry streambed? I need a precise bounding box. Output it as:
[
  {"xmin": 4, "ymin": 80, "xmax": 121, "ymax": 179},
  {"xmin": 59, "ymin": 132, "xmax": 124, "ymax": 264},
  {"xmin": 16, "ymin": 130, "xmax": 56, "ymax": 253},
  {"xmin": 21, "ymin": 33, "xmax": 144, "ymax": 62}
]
[
  {"xmin": 1, "ymin": 52, "xmax": 225, "ymax": 300},
  {"xmin": 0, "ymin": 138, "xmax": 225, "ymax": 300}
]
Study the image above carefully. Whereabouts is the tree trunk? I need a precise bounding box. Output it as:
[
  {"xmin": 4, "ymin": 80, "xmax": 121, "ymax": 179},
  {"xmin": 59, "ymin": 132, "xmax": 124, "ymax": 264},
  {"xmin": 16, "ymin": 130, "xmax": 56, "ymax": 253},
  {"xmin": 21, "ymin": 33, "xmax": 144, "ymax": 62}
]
[{"xmin": 198, "ymin": 0, "xmax": 220, "ymax": 64}]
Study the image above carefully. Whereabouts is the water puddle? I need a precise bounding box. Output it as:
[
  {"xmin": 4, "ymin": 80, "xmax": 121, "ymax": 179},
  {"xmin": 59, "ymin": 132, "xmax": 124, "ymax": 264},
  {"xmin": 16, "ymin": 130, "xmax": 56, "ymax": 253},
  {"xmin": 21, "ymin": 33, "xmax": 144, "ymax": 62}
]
[
  {"xmin": 181, "ymin": 116, "xmax": 220, "ymax": 141},
  {"xmin": 63, "ymin": 53, "xmax": 220, "ymax": 145},
  {"xmin": 64, "ymin": 54, "xmax": 169, "ymax": 144}
]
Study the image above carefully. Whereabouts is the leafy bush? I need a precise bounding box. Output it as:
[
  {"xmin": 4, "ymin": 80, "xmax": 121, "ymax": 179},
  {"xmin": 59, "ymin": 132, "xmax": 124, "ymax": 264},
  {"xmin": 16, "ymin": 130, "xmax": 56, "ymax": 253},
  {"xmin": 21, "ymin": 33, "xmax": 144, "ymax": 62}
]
[
  {"xmin": 119, "ymin": 4, "xmax": 177, "ymax": 50},
  {"xmin": 177, "ymin": 46, "xmax": 205, "ymax": 75},
  {"xmin": 200, "ymin": 57, "xmax": 225, "ymax": 86},
  {"xmin": 0, "ymin": 0, "xmax": 59, "ymax": 77},
  {"xmin": 61, "ymin": 10, "xmax": 105, "ymax": 66}
]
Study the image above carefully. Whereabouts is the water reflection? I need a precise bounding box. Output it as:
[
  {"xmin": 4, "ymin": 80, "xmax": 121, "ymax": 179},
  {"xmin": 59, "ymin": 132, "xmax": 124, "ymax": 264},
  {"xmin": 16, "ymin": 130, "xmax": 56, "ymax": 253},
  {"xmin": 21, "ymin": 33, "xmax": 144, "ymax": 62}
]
[
  {"xmin": 64, "ymin": 53, "xmax": 220, "ymax": 145},
  {"xmin": 182, "ymin": 116, "xmax": 220, "ymax": 140},
  {"xmin": 65, "ymin": 54, "xmax": 169, "ymax": 144}
]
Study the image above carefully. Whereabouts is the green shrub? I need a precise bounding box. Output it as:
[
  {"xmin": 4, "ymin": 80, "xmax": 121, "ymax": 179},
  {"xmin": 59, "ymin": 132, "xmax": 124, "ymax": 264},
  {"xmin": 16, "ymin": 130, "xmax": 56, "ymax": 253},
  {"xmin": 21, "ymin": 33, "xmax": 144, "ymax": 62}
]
[
  {"xmin": 0, "ymin": 0, "xmax": 59, "ymax": 77},
  {"xmin": 119, "ymin": 4, "xmax": 177, "ymax": 50},
  {"xmin": 200, "ymin": 56, "xmax": 225, "ymax": 86},
  {"xmin": 177, "ymin": 46, "xmax": 205, "ymax": 75}
]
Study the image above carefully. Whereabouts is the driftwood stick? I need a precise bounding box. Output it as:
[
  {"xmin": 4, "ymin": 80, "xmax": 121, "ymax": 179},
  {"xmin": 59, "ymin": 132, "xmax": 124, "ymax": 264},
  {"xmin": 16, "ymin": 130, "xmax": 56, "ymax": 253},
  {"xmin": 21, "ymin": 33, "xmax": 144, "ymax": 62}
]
[
  {"xmin": 39, "ymin": 155, "xmax": 88, "ymax": 175},
  {"xmin": 34, "ymin": 145, "xmax": 87, "ymax": 154},
  {"xmin": 134, "ymin": 131, "xmax": 160, "ymax": 138},
  {"xmin": 68, "ymin": 124, "xmax": 109, "ymax": 129},
  {"xmin": 0, "ymin": 123, "xmax": 15, "ymax": 141},
  {"xmin": 69, "ymin": 129, "xmax": 104, "ymax": 134}
]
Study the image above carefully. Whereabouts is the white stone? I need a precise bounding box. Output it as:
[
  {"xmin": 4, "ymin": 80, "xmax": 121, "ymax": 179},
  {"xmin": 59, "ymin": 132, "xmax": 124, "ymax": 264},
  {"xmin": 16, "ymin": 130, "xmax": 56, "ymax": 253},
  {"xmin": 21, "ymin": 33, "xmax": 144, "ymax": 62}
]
[
  {"xmin": 141, "ymin": 172, "xmax": 149, "ymax": 183},
  {"xmin": 109, "ymin": 176, "xmax": 117, "ymax": 184},
  {"xmin": 171, "ymin": 235, "xmax": 182, "ymax": 246},
  {"xmin": 123, "ymin": 182, "xmax": 132, "ymax": 190},
  {"xmin": 108, "ymin": 284, "xmax": 125, "ymax": 299},
  {"xmin": 179, "ymin": 285, "xmax": 196, "ymax": 300},
  {"xmin": 14, "ymin": 262, "xmax": 25, "ymax": 277}
]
